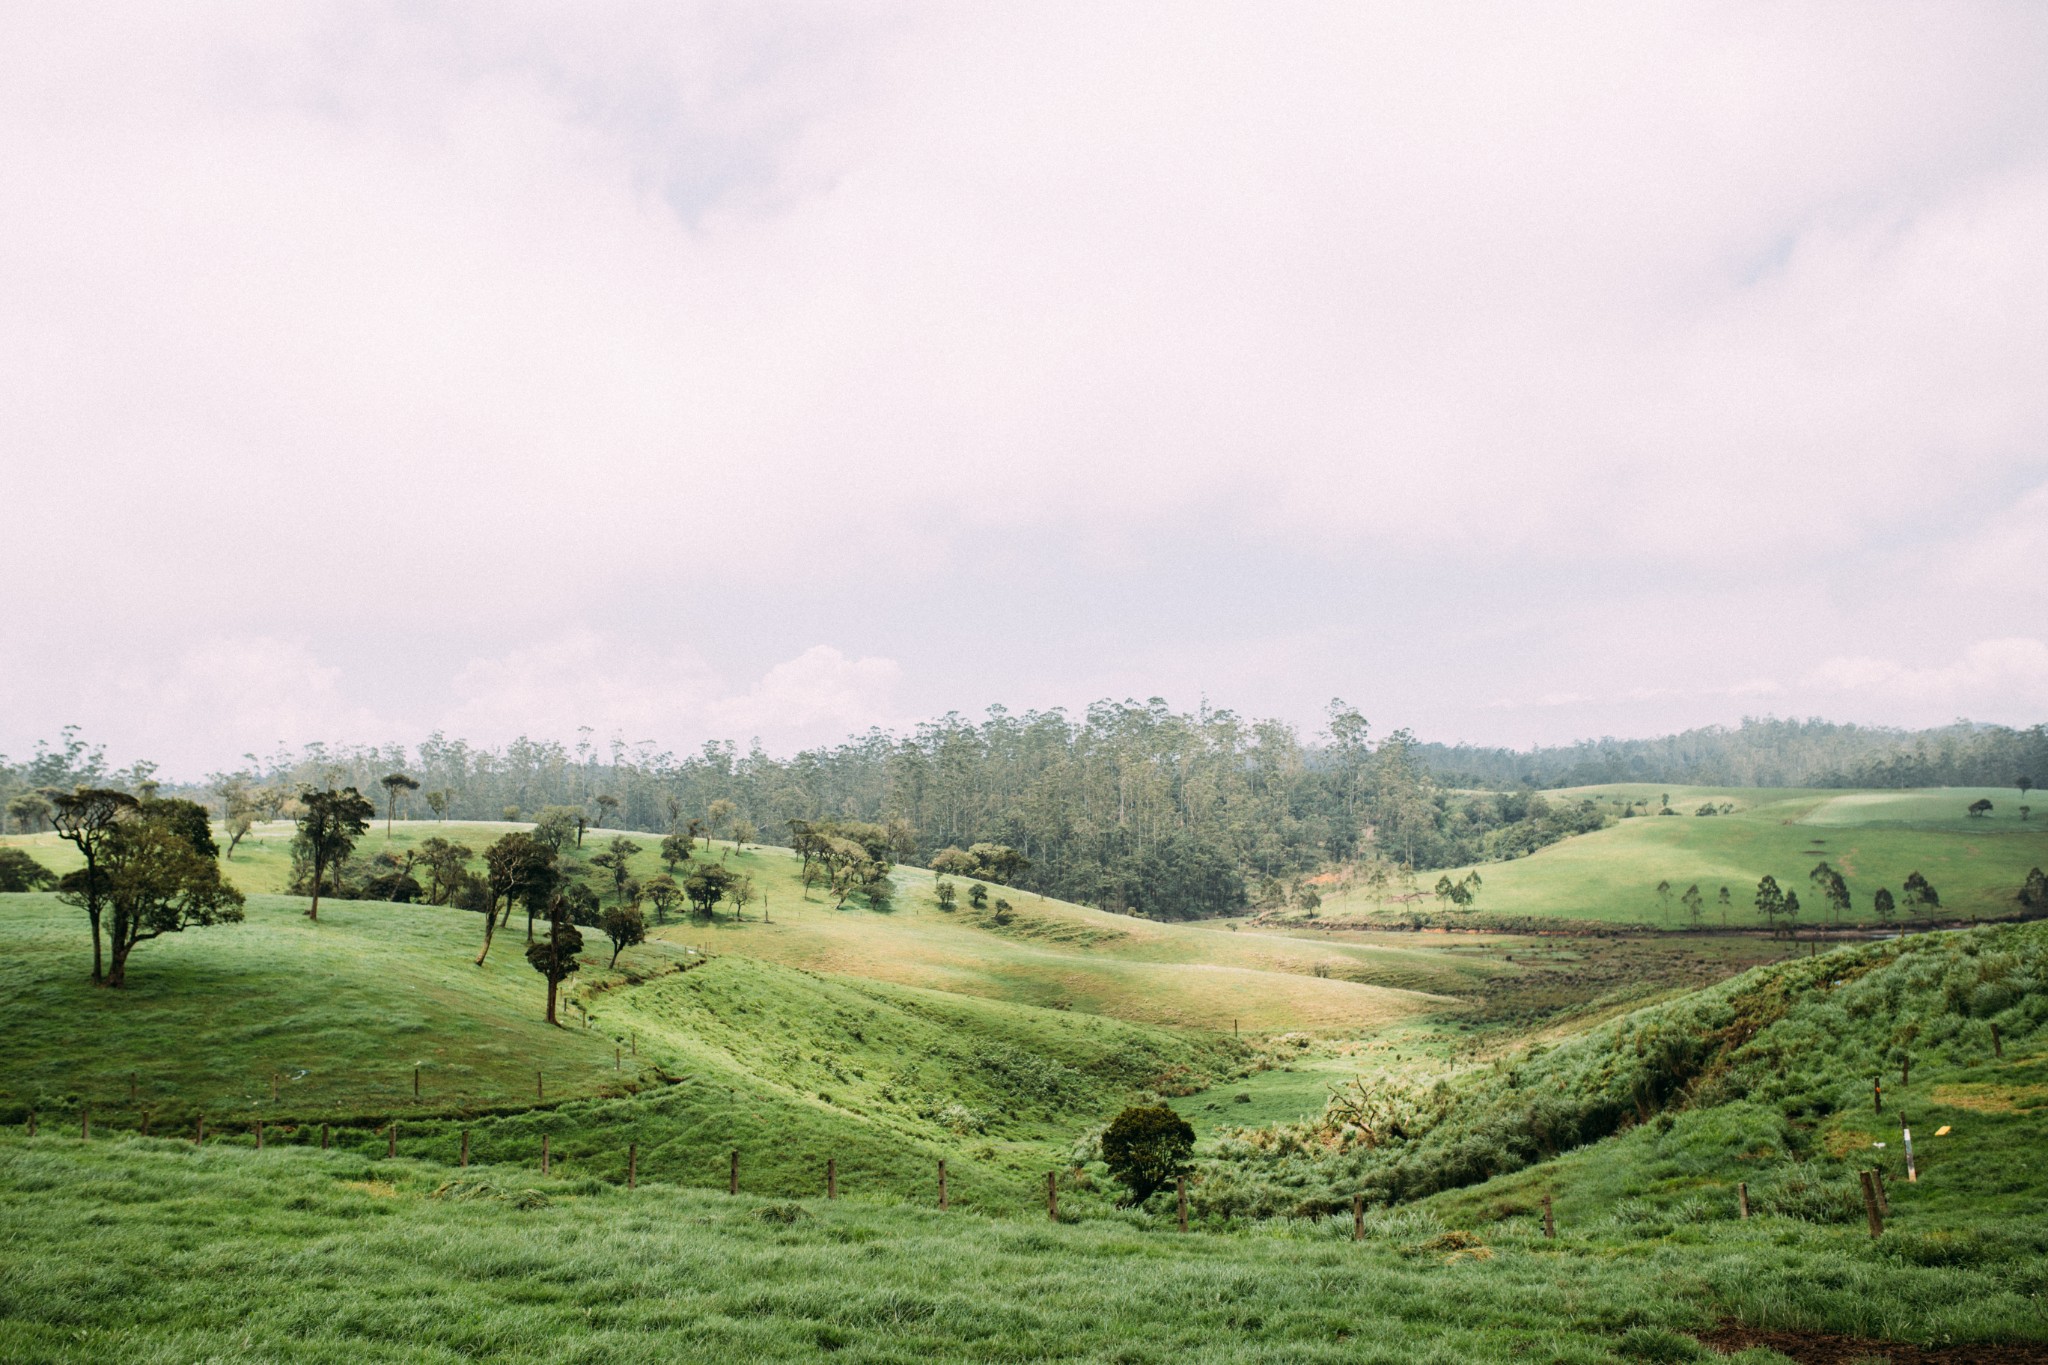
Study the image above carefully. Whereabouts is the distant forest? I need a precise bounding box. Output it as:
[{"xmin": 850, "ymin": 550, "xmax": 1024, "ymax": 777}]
[{"xmin": 4, "ymin": 710, "xmax": 2042, "ymax": 921}]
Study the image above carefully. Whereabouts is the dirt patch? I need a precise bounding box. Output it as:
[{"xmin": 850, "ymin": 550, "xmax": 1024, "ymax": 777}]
[
  {"xmin": 1932, "ymin": 1083, "xmax": 2048, "ymax": 1113},
  {"xmin": 1696, "ymin": 1323, "xmax": 2048, "ymax": 1363}
]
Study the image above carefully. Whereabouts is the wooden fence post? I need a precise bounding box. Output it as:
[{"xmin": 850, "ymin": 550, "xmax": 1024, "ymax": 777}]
[
  {"xmin": 827, "ymin": 1157, "xmax": 837, "ymax": 1200},
  {"xmin": 1859, "ymin": 1170, "xmax": 1883, "ymax": 1238},
  {"xmin": 615, "ymin": 1047, "xmax": 621, "ymax": 1072},
  {"xmin": 1542, "ymin": 1194, "xmax": 1556, "ymax": 1239},
  {"xmin": 939, "ymin": 1159, "xmax": 948, "ymax": 1210},
  {"xmin": 195, "ymin": 1115, "xmax": 205, "ymax": 1146},
  {"xmin": 255, "ymin": 1120, "xmax": 264, "ymax": 1150},
  {"xmin": 140, "ymin": 1111, "xmax": 150, "ymax": 1137},
  {"xmin": 1872, "ymin": 1168, "xmax": 1889, "ymax": 1217},
  {"xmin": 1046, "ymin": 1171, "xmax": 1058, "ymax": 1221},
  {"xmin": 130, "ymin": 1072, "xmax": 138, "ymax": 1102},
  {"xmin": 321, "ymin": 1123, "xmax": 330, "ymax": 1150},
  {"xmin": 1180, "ymin": 1178, "xmax": 1190, "ymax": 1233},
  {"xmin": 537, "ymin": 1069, "xmax": 544, "ymax": 1102},
  {"xmin": 729, "ymin": 1149, "xmax": 738, "ymax": 1195},
  {"xmin": 26, "ymin": 1109, "xmax": 35, "ymax": 1137},
  {"xmin": 1872, "ymin": 1077, "xmax": 1881, "ymax": 1113},
  {"xmin": 271, "ymin": 1073, "xmax": 279, "ymax": 1104},
  {"xmin": 1903, "ymin": 1124, "xmax": 1917, "ymax": 1183},
  {"xmin": 460, "ymin": 1130, "xmax": 469, "ymax": 1167},
  {"xmin": 628, "ymin": 1143, "xmax": 637, "ymax": 1190},
  {"xmin": 1352, "ymin": 1193, "xmax": 1363, "ymax": 1241},
  {"xmin": 1992, "ymin": 1023, "xmax": 2003, "ymax": 1058},
  {"xmin": 414, "ymin": 1065, "xmax": 421, "ymax": 1100},
  {"xmin": 81, "ymin": 1107, "xmax": 90, "ymax": 1141},
  {"xmin": 1738, "ymin": 1182, "xmax": 1749, "ymax": 1220},
  {"xmin": 388, "ymin": 1123, "xmax": 397, "ymax": 1159},
  {"xmin": 542, "ymin": 1135, "xmax": 551, "ymax": 1176}
]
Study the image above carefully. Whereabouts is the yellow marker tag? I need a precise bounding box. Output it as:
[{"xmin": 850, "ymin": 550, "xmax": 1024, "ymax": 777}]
[{"xmin": 1934, "ymin": 1125, "xmax": 1951, "ymax": 1137}]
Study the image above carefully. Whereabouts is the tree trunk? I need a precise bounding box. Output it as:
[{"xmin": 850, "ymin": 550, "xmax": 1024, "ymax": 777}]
[
  {"xmin": 307, "ymin": 853, "xmax": 323, "ymax": 921},
  {"xmin": 545, "ymin": 971, "xmax": 558, "ymax": 1025},
  {"xmin": 476, "ymin": 900, "xmax": 498, "ymax": 966}
]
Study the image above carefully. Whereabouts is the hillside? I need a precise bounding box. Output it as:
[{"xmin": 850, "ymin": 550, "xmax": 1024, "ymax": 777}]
[{"xmin": 1307, "ymin": 784, "xmax": 2047, "ymax": 929}]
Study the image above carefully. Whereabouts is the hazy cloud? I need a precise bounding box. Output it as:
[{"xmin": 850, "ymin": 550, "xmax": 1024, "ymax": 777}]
[{"xmin": 3, "ymin": 4, "xmax": 2045, "ymax": 773}]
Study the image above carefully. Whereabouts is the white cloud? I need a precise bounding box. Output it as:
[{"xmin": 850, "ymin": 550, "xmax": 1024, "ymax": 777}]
[{"xmin": 1801, "ymin": 638, "xmax": 2048, "ymax": 717}]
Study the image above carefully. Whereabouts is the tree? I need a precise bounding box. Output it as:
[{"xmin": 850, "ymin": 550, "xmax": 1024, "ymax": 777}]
[
  {"xmin": 415, "ymin": 837, "xmax": 473, "ymax": 906},
  {"xmin": 525, "ymin": 908, "xmax": 583, "ymax": 1024},
  {"xmin": 967, "ymin": 882, "xmax": 989, "ymax": 910},
  {"xmin": 1717, "ymin": 885, "xmax": 1731, "ymax": 926},
  {"xmin": 1754, "ymin": 875, "xmax": 1784, "ymax": 937},
  {"xmin": 1654, "ymin": 879, "xmax": 1672, "ymax": 922},
  {"xmin": 706, "ymin": 798, "xmax": 737, "ymax": 848},
  {"xmin": 68, "ymin": 808, "xmax": 245, "ymax": 987},
  {"xmin": 2019, "ymin": 867, "xmax": 2047, "ymax": 913},
  {"xmin": 1968, "ymin": 798, "xmax": 1994, "ymax": 818},
  {"xmin": 1100, "ymin": 1104, "xmax": 1195, "ymax": 1207},
  {"xmin": 1873, "ymin": 887, "xmax": 1897, "ymax": 928},
  {"xmin": 935, "ymin": 879, "xmax": 958, "ymax": 912},
  {"xmin": 50, "ymin": 787, "xmax": 139, "ymax": 981},
  {"xmin": 0, "ymin": 848, "xmax": 56, "ymax": 892},
  {"xmin": 8, "ymin": 791, "xmax": 53, "ymax": 834},
  {"xmin": 592, "ymin": 794, "xmax": 621, "ymax": 830},
  {"xmin": 598, "ymin": 904, "xmax": 646, "ymax": 968},
  {"xmin": 730, "ymin": 818, "xmax": 757, "ymax": 850},
  {"xmin": 1782, "ymin": 890, "xmax": 1801, "ymax": 937},
  {"xmin": 2020, "ymin": 776, "xmax": 2035, "ymax": 806},
  {"xmin": 660, "ymin": 831, "xmax": 693, "ymax": 873},
  {"xmin": 425, "ymin": 789, "xmax": 451, "ymax": 821},
  {"xmin": 683, "ymin": 862, "xmax": 737, "ymax": 918},
  {"xmin": 378, "ymin": 773, "xmax": 420, "ymax": 836},
  {"xmin": 644, "ymin": 873, "xmax": 682, "ymax": 924},
  {"xmin": 589, "ymin": 836, "xmax": 643, "ymax": 903},
  {"xmin": 223, "ymin": 786, "xmax": 259, "ymax": 859},
  {"xmin": 531, "ymin": 806, "xmax": 583, "ymax": 854},
  {"xmin": 293, "ymin": 788, "xmax": 375, "ymax": 922},
  {"xmin": 1902, "ymin": 871, "xmax": 1940, "ymax": 920},
  {"xmin": 931, "ymin": 848, "xmax": 977, "ymax": 878},
  {"xmin": 1433, "ymin": 874, "xmax": 1455, "ymax": 909},
  {"xmin": 1681, "ymin": 883, "xmax": 1703, "ymax": 927},
  {"xmin": 730, "ymin": 874, "xmax": 757, "ymax": 921},
  {"xmin": 1810, "ymin": 861, "xmax": 1851, "ymax": 929},
  {"xmin": 478, "ymin": 833, "xmax": 556, "ymax": 965}
]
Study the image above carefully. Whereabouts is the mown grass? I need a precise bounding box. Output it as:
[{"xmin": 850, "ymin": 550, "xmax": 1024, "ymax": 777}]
[{"xmin": 1311, "ymin": 785, "xmax": 2048, "ymax": 928}]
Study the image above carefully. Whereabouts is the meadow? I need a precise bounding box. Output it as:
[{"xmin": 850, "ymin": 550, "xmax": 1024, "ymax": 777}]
[
  {"xmin": 4, "ymin": 794, "xmax": 2047, "ymax": 1361},
  {"xmin": 1308, "ymin": 785, "xmax": 2047, "ymax": 929}
]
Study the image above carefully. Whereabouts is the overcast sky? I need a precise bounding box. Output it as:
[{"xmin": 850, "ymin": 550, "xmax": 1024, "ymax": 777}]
[{"xmin": 4, "ymin": 3, "xmax": 2046, "ymax": 777}]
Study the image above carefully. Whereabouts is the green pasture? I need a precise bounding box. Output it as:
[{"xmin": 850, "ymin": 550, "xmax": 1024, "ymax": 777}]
[{"xmin": 1314, "ymin": 785, "xmax": 2047, "ymax": 928}]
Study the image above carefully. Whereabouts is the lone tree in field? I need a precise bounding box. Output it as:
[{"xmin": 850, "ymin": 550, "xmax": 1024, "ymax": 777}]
[
  {"xmin": 598, "ymin": 904, "xmax": 646, "ymax": 967},
  {"xmin": 1100, "ymin": 1104, "xmax": 1195, "ymax": 1207},
  {"xmin": 660, "ymin": 831, "xmax": 692, "ymax": 873},
  {"xmin": 1873, "ymin": 887, "xmax": 1897, "ymax": 928},
  {"xmin": 293, "ymin": 787, "xmax": 375, "ymax": 921},
  {"xmin": 0, "ymin": 847, "xmax": 56, "ymax": 892},
  {"xmin": 706, "ymin": 798, "xmax": 737, "ymax": 849},
  {"xmin": 2020, "ymin": 776, "xmax": 2035, "ymax": 806},
  {"xmin": 1810, "ymin": 862, "xmax": 1851, "ymax": 929},
  {"xmin": 2019, "ymin": 867, "xmax": 2047, "ymax": 913},
  {"xmin": 935, "ymin": 879, "xmax": 958, "ymax": 912},
  {"xmin": 526, "ymin": 904, "xmax": 584, "ymax": 1024},
  {"xmin": 644, "ymin": 873, "xmax": 681, "ymax": 924},
  {"xmin": 589, "ymin": 836, "xmax": 643, "ymax": 903},
  {"xmin": 1655, "ymin": 879, "xmax": 1672, "ymax": 922},
  {"xmin": 50, "ymin": 787, "xmax": 139, "ymax": 981},
  {"xmin": 378, "ymin": 773, "xmax": 420, "ymax": 836},
  {"xmin": 72, "ymin": 803, "xmax": 245, "ymax": 987},
  {"xmin": 1681, "ymin": 883, "xmax": 1703, "ymax": 927},
  {"xmin": 1717, "ymin": 885, "xmax": 1732, "ymax": 925},
  {"xmin": 1902, "ymin": 871, "xmax": 1940, "ymax": 921},
  {"xmin": 425, "ymin": 789, "xmax": 451, "ymax": 821},
  {"xmin": 1968, "ymin": 798, "xmax": 1994, "ymax": 819},
  {"xmin": 1754, "ymin": 875, "xmax": 1784, "ymax": 937},
  {"xmin": 683, "ymin": 862, "xmax": 737, "ymax": 919}
]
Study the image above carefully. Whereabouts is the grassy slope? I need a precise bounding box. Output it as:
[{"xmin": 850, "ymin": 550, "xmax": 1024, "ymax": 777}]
[
  {"xmin": 0, "ymin": 820, "xmax": 1460, "ymax": 1032},
  {"xmin": 1312, "ymin": 784, "xmax": 2048, "ymax": 927}
]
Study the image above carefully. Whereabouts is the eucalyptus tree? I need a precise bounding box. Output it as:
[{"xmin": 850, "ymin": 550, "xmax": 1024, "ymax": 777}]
[
  {"xmin": 49, "ymin": 787, "xmax": 139, "ymax": 981},
  {"xmin": 379, "ymin": 773, "xmax": 420, "ymax": 835},
  {"xmin": 293, "ymin": 787, "xmax": 374, "ymax": 922}
]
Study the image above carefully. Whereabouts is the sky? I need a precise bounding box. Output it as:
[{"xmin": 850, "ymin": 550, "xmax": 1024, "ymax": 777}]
[{"xmin": 3, "ymin": 3, "xmax": 2046, "ymax": 778}]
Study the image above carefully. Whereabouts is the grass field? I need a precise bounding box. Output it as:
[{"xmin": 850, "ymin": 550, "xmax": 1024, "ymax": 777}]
[{"xmin": 1308, "ymin": 785, "xmax": 2048, "ymax": 929}]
